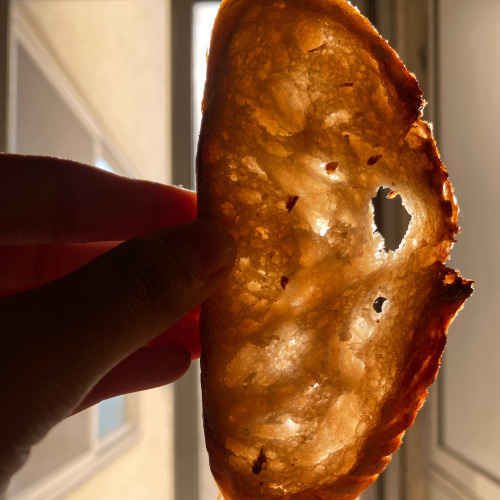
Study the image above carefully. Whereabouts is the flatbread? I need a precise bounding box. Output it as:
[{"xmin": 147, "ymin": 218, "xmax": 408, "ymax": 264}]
[{"xmin": 197, "ymin": 1, "xmax": 473, "ymax": 498}]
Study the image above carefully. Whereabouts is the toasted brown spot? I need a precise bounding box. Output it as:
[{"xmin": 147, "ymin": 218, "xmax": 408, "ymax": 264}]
[
  {"xmin": 367, "ymin": 154, "xmax": 384, "ymax": 166},
  {"xmin": 324, "ymin": 161, "xmax": 339, "ymax": 174},
  {"xmin": 252, "ymin": 447, "xmax": 267, "ymax": 475},
  {"xmin": 339, "ymin": 82, "xmax": 354, "ymax": 87},
  {"xmin": 286, "ymin": 195, "xmax": 299, "ymax": 212},
  {"xmin": 308, "ymin": 43, "xmax": 327, "ymax": 52},
  {"xmin": 281, "ymin": 276, "xmax": 290, "ymax": 289}
]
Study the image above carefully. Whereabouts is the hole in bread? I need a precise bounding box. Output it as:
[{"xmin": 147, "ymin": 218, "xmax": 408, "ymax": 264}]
[
  {"xmin": 372, "ymin": 187, "xmax": 411, "ymax": 251},
  {"xmin": 373, "ymin": 297, "xmax": 387, "ymax": 313}
]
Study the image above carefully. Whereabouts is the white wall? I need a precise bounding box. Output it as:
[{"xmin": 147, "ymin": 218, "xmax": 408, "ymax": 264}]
[{"xmin": 439, "ymin": 0, "xmax": 500, "ymax": 480}]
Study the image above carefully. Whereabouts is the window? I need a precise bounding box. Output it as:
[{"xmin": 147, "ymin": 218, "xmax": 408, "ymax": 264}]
[{"xmin": 97, "ymin": 397, "xmax": 128, "ymax": 439}]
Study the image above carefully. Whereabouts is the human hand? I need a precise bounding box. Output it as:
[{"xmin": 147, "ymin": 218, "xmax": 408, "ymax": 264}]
[{"xmin": 0, "ymin": 154, "xmax": 235, "ymax": 493}]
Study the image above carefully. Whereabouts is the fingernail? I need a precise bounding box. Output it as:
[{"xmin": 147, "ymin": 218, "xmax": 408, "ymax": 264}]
[{"xmin": 172, "ymin": 219, "xmax": 236, "ymax": 280}]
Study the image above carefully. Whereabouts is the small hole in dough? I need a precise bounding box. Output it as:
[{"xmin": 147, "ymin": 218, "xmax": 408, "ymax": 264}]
[
  {"xmin": 373, "ymin": 297, "xmax": 387, "ymax": 313},
  {"xmin": 372, "ymin": 187, "xmax": 411, "ymax": 251}
]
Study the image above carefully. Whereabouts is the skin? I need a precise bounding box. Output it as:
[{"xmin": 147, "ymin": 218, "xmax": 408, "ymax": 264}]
[{"xmin": 0, "ymin": 154, "xmax": 236, "ymax": 495}]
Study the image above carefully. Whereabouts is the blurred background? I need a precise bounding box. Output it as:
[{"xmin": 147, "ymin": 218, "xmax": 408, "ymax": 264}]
[{"xmin": 1, "ymin": 0, "xmax": 497, "ymax": 499}]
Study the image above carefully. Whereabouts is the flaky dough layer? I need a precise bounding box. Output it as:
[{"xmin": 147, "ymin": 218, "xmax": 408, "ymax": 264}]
[{"xmin": 197, "ymin": 1, "xmax": 472, "ymax": 498}]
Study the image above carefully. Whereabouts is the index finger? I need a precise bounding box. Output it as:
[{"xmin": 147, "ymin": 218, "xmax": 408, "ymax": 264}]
[{"xmin": 0, "ymin": 154, "xmax": 196, "ymax": 245}]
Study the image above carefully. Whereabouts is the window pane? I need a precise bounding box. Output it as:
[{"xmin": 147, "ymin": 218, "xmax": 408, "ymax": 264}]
[{"xmin": 97, "ymin": 396, "xmax": 127, "ymax": 439}]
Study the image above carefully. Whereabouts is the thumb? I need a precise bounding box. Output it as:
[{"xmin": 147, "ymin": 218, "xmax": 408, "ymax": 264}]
[{"xmin": 0, "ymin": 219, "xmax": 235, "ymax": 477}]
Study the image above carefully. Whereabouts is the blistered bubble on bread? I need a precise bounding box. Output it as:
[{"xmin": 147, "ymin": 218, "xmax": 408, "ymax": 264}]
[{"xmin": 197, "ymin": 1, "xmax": 473, "ymax": 499}]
